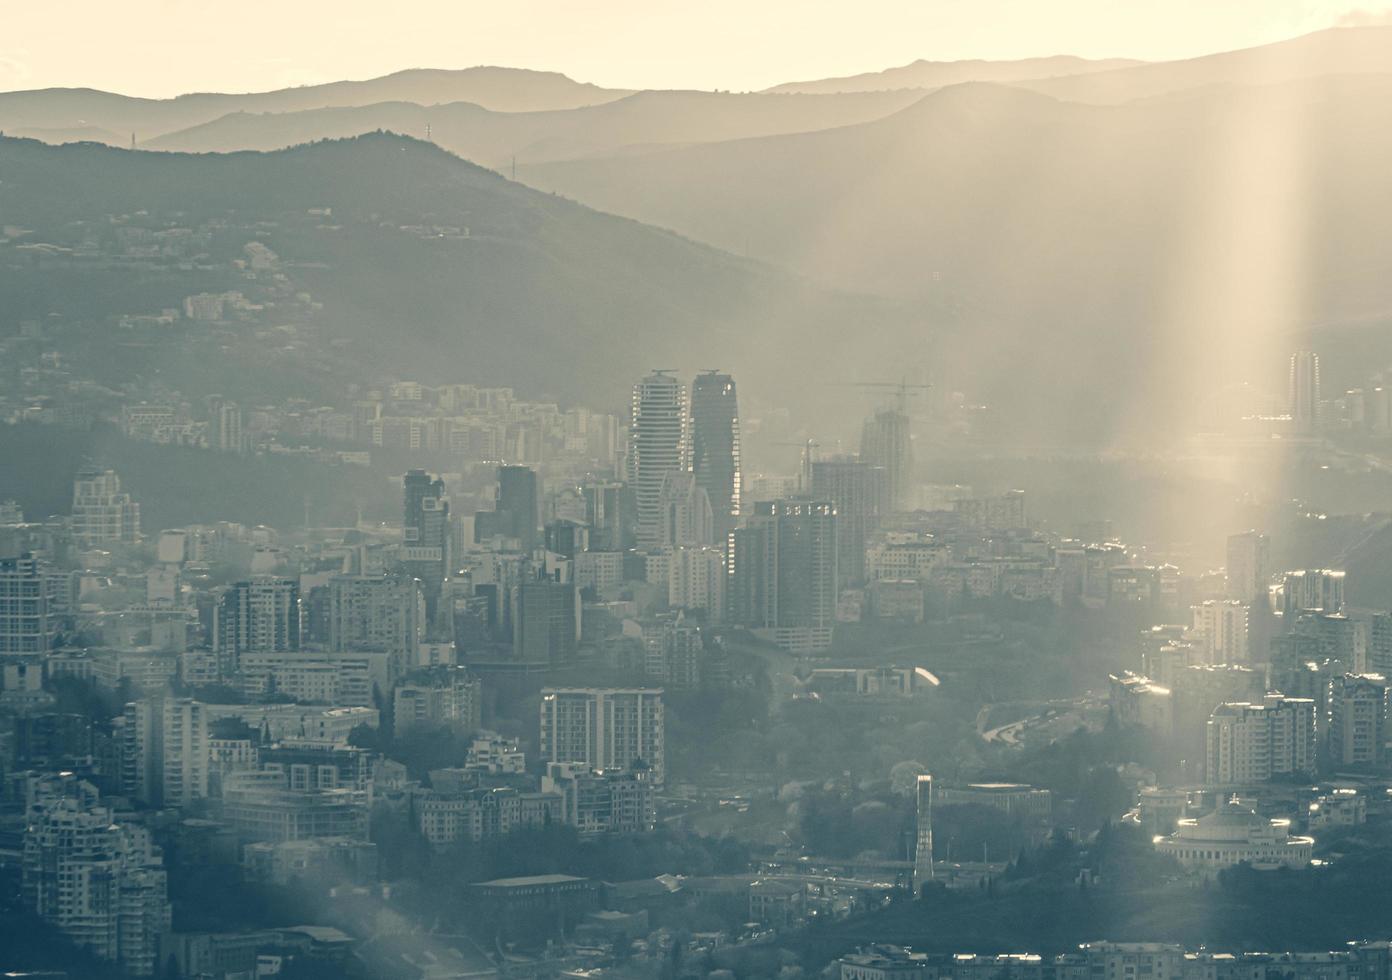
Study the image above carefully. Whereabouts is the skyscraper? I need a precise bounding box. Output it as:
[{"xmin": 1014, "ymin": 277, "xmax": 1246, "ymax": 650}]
[
  {"xmin": 71, "ymin": 468, "xmax": 141, "ymax": 547},
  {"xmin": 1289, "ymin": 350, "xmax": 1321, "ymax": 434},
  {"xmin": 730, "ymin": 499, "xmax": 839, "ymax": 654},
  {"xmin": 860, "ymin": 407, "xmax": 912, "ymax": 513},
  {"xmin": 495, "ymin": 465, "xmax": 541, "ymax": 551},
  {"xmin": 629, "ymin": 372, "xmax": 688, "ymax": 552},
  {"xmin": 403, "ymin": 470, "xmax": 450, "ymax": 626},
  {"xmin": 809, "ymin": 457, "xmax": 889, "ymax": 588},
  {"xmin": 1226, "ymin": 531, "xmax": 1270, "ymax": 604},
  {"xmin": 690, "ymin": 370, "xmax": 741, "ymax": 547}
]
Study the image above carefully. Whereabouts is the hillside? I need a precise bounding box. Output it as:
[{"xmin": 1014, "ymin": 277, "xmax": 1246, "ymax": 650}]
[
  {"xmin": 1018, "ymin": 25, "xmax": 1392, "ymax": 103},
  {"xmin": 0, "ymin": 134, "xmax": 908, "ymax": 426},
  {"xmin": 142, "ymin": 89, "xmax": 928, "ymax": 167},
  {"xmin": 0, "ymin": 67, "xmax": 629, "ymax": 144},
  {"xmin": 525, "ymin": 73, "xmax": 1392, "ymax": 441},
  {"xmin": 765, "ymin": 55, "xmax": 1143, "ymax": 95}
]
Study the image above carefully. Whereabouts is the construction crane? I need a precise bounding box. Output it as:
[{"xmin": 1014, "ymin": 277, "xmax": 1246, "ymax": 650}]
[{"xmin": 835, "ymin": 379, "xmax": 933, "ymax": 416}]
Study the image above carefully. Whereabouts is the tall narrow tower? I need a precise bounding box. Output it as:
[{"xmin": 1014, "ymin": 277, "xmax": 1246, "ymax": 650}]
[
  {"xmin": 913, "ymin": 773, "xmax": 934, "ymax": 894},
  {"xmin": 860, "ymin": 406, "xmax": 912, "ymax": 513},
  {"xmin": 690, "ymin": 371, "xmax": 741, "ymax": 548},
  {"xmin": 402, "ymin": 470, "xmax": 450, "ymax": 630},
  {"xmin": 1289, "ymin": 350, "xmax": 1321, "ymax": 435},
  {"xmin": 629, "ymin": 372, "xmax": 688, "ymax": 552}
]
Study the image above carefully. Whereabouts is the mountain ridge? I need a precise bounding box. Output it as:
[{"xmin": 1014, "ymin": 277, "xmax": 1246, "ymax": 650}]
[
  {"xmin": 0, "ymin": 66, "xmax": 631, "ymax": 142},
  {"xmin": 764, "ymin": 54, "xmax": 1144, "ymax": 95},
  {"xmin": 0, "ymin": 132, "xmax": 911, "ymax": 426},
  {"xmin": 139, "ymin": 88, "xmax": 930, "ymax": 167}
]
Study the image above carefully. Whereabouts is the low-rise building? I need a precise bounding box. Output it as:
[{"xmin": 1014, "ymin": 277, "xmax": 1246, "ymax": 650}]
[{"xmin": 1154, "ymin": 802, "xmax": 1313, "ymax": 875}]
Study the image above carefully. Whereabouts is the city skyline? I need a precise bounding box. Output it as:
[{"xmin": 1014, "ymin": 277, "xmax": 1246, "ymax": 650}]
[{"xmin": 7, "ymin": 5, "xmax": 1392, "ymax": 976}]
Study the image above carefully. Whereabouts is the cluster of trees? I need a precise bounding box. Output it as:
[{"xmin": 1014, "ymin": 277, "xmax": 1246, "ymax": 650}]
[
  {"xmin": 1004, "ymin": 718, "xmax": 1165, "ymax": 830},
  {"xmin": 371, "ymin": 811, "xmax": 749, "ymax": 908}
]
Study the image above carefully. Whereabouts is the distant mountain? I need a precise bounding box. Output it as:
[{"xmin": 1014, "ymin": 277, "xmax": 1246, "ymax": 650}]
[
  {"xmin": 0, "ymin": 134, "xmax": 909, "ymax": 424},
  {"xmin": 0, "ymin": 67, "xmax": 630, "ymax": 144},
  {"xmin": 765, "ymin": 55, "xmax": 1143, "ymax": 95},
  {"xmin": 525, "ymin": 74, "xmax": 1392, "ymax": 442},
  {"xmin": 1018, "ymin": 26, "xmax": 1392, "ymax": 103},
  {"xmin": 142, "ymin": 89, "xmax": 927, "ymax": 167}
]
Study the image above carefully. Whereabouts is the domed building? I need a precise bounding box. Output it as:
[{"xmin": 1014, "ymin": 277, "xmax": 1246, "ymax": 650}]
[{"xmin": 1154, "ymin": 801, "xmax": 1312, "ymax": 875}]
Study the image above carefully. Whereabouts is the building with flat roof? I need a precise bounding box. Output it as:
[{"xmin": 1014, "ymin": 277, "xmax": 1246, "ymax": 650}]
[
  {"xmin": 539, "ymin": 687, "xmax": 664, "ymax": 786},
  {"xmin": 470, "ymin": 873, "xmax": 600, "ymax": 943},
  {"xmin": 935, "ymin": 783, "xmax": 1052, "ymax": 821}
]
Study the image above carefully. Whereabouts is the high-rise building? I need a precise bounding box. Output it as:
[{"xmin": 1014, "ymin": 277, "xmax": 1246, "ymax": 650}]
[
  {"xmin": 325, "ymin": 572, "xmax": 424, "ymax": 678},
  {"xmin": 582, "ymin": 480, "xmax": 632, "ymax": 552},
  {"xmin": 1205, "ymin": 695, "xmax": 1316, "ymax": 785},
  {"xmin": 809, "ymin": 457, "xmax": 888, "ymax": 588},
  {"xmin": 539, "ymin": 688, "xmax": 664, "ymax": 786},
  {"xmin": 1281, "ymin": 569, "xmax": 1346, "ymax": 619},
  {"xmin": 1289, "ymin": 350, "xmax": 1322, "ymax": 434},
  {"xmin": 690, "ymin": 370, "xmax": 741, "ymax": 547},
  {"xmin": 160, "ymin": 698, "xmax": 210, "ymax": 809},
  {"xmin": 0, "ymin": 553, "xmax": 62, "ymax": 655},
  {"xmin": 1284, "ymin": 612, "xmax": 1366, "ymax": 672},
  {"xmin": 658, "ymin": 471, "xmax": 714, "ymax": 548},
  {"xmin": 71, "ymin": 468, "xmax": 141, "ymax": 547},
  {"xmin": 544, "ymin": 520, "xmax": 589, "ymax": 559},
  {"xmin": 1226, "ymin": 531, "xmax": 1271, "ymax": 604},
  {"xmin": 913, "ymin": 774, "xmax": 933, "ymax": 893},
  {"xmin": 22, "ymin": 778, "xmax": 171, "ymax": 977},
  {"xmin": 491, "ymin": 465, "xmax": 541, "ymax": 551},
  {"xmin": 1329, "ymin": 673, "xmax": 1388, "ymax": 766},
  {"xmin": 208, "ymin": 396, "xmax": 244, "ymax": 454},
  {"xmin": 403, "ymin": 470, "xmax": 450, "ymax": 626},
  {"xmin": 512, "ymin": 572, "xmax": 580, "ymax": 664},
  {"xmin": 730, "ymin": 499, "xmax": 838, "ymax": 654},
  {"xmin": 629, "ymin": 372, "xmax": 688, "ymax": 551},
  {"xmin": 1190, "ymin": 600, "xmax": 1250, "ymax": 665},
  {"xmin": 639, "ymin": 611, "xmax": 706, "ymax": 689},
  {"xmin": 214, "ymin": 578, "xmax": 300, "ymax": 676},
  {"xmin": 956, "ymin": 491, "xmax": 1028, "ymax": 531},
  {"xmin": 669, "ymin": 545, "xmax": 726, "ymax": 622},
  {"xmin": 1371, "ymin": 613, "xmax": 1392, "ymax": 677},
  {"xmin": 393, "ymin": 665, "xmax": 481, "ymax": 737},
  {"xmin": 118, "ymin": 697, "xmax": 210, "ymax": 809},
  {"xmin": 860, "ymin": 407, "xmax": 912, "ymax": 512}
]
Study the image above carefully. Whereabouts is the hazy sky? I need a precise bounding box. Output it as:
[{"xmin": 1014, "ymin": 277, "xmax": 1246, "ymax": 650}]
[{"xmin": 3, "ymin": 0, "xmax": 1389, "ymax": 96}]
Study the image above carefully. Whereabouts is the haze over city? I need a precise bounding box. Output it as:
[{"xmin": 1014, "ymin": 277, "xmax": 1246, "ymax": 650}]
[
  {"xmin": 2, "ymin": 1, "xmax": 1390, "ymax": 94},
  {"xmin": 5, "ymin": 5, "xmax": 1392, "ymax": 980}
]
